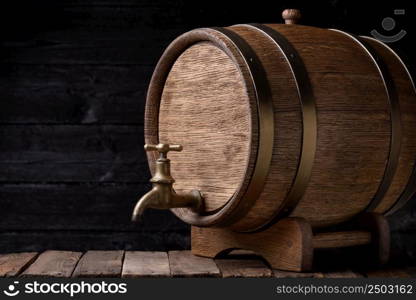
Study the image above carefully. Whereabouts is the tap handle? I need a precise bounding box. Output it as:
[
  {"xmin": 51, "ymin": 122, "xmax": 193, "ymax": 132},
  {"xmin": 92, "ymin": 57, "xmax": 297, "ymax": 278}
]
[{"xmin": 144, "ymin": 143, "xmax": 183, "ymax": 156}]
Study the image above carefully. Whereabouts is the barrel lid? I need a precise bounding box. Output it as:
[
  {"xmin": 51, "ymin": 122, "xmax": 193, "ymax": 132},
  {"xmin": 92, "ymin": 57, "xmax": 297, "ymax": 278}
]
[{"xmin": 158, "ymin": 41, "xmax": 252, "ymax": 212}]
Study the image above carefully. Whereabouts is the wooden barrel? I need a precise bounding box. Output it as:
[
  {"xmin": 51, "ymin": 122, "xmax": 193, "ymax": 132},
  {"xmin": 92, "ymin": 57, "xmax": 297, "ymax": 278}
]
[{"xmin": 144, "ymin": 21, "xmax": 416, "ymax": 232}]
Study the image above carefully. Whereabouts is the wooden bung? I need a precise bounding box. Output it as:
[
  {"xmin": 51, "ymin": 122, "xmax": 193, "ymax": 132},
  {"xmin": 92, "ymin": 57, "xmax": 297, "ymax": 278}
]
[{"xmin": 282, "ymin": 9, "xmax": 302, "ymax": 24}]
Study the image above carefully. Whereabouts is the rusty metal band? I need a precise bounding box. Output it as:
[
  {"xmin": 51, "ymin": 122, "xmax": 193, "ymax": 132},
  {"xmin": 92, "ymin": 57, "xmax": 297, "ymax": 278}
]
[
  {"xmin": 209, "ymin": 27, "xmax": 275, "ymax": 226},
  {"xmin": 241, "ymin": 23, "xmax": 317, "ymax": 231},
  {"xmin": 361, "ymin": 36, "xmax": 416, "ymax": 215},
  {"xmin": 331, "ymin": 29, "xmax": 402, "ymax": 212}
]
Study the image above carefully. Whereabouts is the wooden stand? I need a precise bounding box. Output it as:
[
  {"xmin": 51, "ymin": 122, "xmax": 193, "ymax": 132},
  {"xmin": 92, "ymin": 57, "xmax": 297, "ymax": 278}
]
[{"xmin": 191, "ymin": 213, "xmax": 390, "ymax": 272}]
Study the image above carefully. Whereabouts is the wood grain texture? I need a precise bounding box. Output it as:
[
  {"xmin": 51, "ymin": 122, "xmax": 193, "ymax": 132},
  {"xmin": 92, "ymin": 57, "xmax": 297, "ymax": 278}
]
[
  {"xmin": 0, "ymin": 65, "xmax": 149, "ymax": 125},
  {"xmin": 215, "ymin": 258, "xmax": 272, "ymax": 277},
  {"xmin": 323, "ymin": 270, "xmax": 363, "ymax": 278},
  {"xmin": 364, "ymin": 268, "xmax": 412, "ymax": 278},
  {"xmin": 356, "ymin": 213, "xmax": 390, "ymax": 265},
  {"xmin": 273, "ymin": 270, "xmax": 324, "ymax": 278},
  {"xmin": 1, "ymin": 0, "xmax": 415, "ymax": 261},
  {"xmin": 21, "ymin": 250, "xmax": 82, "ymax": 277},
  {"xmin": 168, "ymin": 250, "xmax": 220, "ymax": 277},
  {"xmin": 312, "ymin": 231, "xmax": 371, "ymax": 249},
  {"xmin": 268, "ymin": 25, "xmax": 391, "ymax": 227},
  {"xmin": 404, "ymin": 267, "xmax": 416, "ymax": 277},
  {"xmin": 0, "ymin": 0, "xmax": 191, "ymax": 252},
  {"xmin": 72, "ymin": 250, "xmax": 124, "ymax": 277},
  {"xmin": 193, "ymin": 213, "xmax": 390, "ymax": 272},
  {"xmin": 362, "ymin": 37, "xmax": 416, "ymax": 213},
  {"xmin": 146, "ymin": 28, "xmax": 259, "ymax": 227},
  {"xmin": 0, "ymin": 125, "xmax": 147, "ymax": 183},
  {"xmin": 0, "ymin": 184, "xmax": 188, "ymax": 231},
  {"xmin": 0, "ymin": 252, "xmax": 38, "ymax": 277},
  {"xmin": 1, "ymin": 28, "xmax": 179, "ymax": 66},
  {"xmin": 159, "ymin": 42, "xmax": 251, "ymax": 212},
  {"xmin": 0, "ymin": 230, "xmax": 189, "ymax": 253},
  {"xmin": 192, "ymin": 218, "xmax": 313, "ymax": 272},
  {"xmin": 4, "ymin": 250, "xmax": 415, "ymax": 278},
  {"xmin": 122, "ymin": 251, "xmax": 170, "ymax": 277},
  {"xmin": 147, "ymin": 23, "xmax": 416, "ymax": 231},
  {"xmin": 228, "ymin": 25, "xmax": 302, "ymax": 231}
]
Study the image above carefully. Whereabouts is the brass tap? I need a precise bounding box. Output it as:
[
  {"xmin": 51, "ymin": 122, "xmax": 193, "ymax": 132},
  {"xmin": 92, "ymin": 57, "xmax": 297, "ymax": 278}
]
[{"xmin": 131, "ymin": 143, "xmax": 203, "ymax": 221}]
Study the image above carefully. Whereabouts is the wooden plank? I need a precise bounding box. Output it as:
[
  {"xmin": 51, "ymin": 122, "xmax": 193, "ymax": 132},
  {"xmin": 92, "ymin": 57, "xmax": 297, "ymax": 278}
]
[
  {"xmin": 0, "ymin": 184, "xmax": 143, "ymax": 230},
  {"xmin": 0, "ymin": 125, "xmax": 147, "ymax": 183},
  {"xmin": 21, "ymin": 251, "xmax": 82, "ymax": 277},
  {"xmin": 405, "ymin": 267, "xmax": 416, "ymax": 277},
  {"xmin": 215, "ymin": 258, "xmax": 272, "ymax": 278},
  {"xmin": 1, "ymin": 32, "xmax": 175, "ymax": 65},
  {"xmin": 0, "ymin": 162, "xmax": 146, "ymax": 183},
  {"xmin": 0, "ymin": 184, "xmax": 186, "ymax": 231},
  {"xmin": 122, "ymin": 251, "xmax": 170, "ymax": 277},
  {"xmin": 364, "ymin": 268, "xmax": 412, "ymax": 278},
  {"xmin": 0, "ymin": 231, "xmax": 189, "ymax": 253},
  {"xmin": 0, "ymin": 65, "xmax": 149, "ymax": 125},
  {"xmin": 192, "ymin": 219, "xmax": 313, "ymax": 272},
  {"xmin": 0, "ymin": 1, "xmax": 274, "ymax": 44},
  {"xmin": 55, "ymin": 0, "xmax": 184, "ymax": 5},
  {"xmin": 323, "ymin": 270, "xmax": 364, "ymax": 278},
  {"xmin": 313, "ymin": 231, "xmax": 371, "ymax": 249},
  {"xmin": 168, "ymin": 251, "xmax": 220, "ymax": 277},
  {"xmin": 72, "ymin": 251, "xmax": 124, "ymax": 277},
  {"xmin": 273, "ymin": 270, "xmax": 324, "ymax": 278},
  {"xmin": 0, "ymin": 125, "xmax": 145, "ymax": 161},
  {"xmin": 0, "ymin": 252, "xmax": 38, "ymax": 277}
]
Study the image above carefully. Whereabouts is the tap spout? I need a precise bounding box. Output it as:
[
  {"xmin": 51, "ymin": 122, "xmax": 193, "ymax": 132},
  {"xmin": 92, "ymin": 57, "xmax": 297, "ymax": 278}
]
[
  {"xmin": 131, "ymin": 143, "xmax": 204, "ymax": 222},
  {"xmin": 131, "ymin": 188, "xmax": 159, "ymax": 222},
  {"xmin": 131, "ymin": 186, "xmax": 203, "ymax": 222}
]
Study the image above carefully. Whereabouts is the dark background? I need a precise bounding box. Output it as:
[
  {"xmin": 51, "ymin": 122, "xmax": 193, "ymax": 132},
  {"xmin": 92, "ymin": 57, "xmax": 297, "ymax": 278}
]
[{"xmin": 0, "ymin": 0, "xmax": 415, "ymax": 264}]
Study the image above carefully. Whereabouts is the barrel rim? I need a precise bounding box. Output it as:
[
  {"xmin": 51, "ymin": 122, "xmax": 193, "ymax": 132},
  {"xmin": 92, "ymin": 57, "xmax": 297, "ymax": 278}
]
[{"xmin": 144, "ymin": 27, "xmax": 274, "ymax": 226}]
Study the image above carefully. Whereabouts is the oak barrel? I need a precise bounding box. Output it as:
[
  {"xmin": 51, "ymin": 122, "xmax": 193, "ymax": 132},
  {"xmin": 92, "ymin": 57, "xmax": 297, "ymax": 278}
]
[{"xmin": 144, "ymin": 21, "xmax": 416, "ymax": 232}]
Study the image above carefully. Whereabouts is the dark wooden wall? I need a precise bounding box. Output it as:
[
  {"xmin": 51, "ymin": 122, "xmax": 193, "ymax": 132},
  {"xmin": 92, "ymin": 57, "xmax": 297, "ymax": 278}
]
[{"xmin": 0, "ymin": 0, "xmax": 415, "ymax": 263}]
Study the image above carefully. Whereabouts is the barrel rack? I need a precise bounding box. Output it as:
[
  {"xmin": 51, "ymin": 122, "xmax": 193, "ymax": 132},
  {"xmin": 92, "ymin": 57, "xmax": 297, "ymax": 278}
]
[{"xmin": 192, "ymin": 213, "xmax": 390, "ymax": 272}]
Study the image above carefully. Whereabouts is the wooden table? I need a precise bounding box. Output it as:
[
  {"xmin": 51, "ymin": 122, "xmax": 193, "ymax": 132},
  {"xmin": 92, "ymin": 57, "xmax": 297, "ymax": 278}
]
[{"xmin": 0, "ymin": 250, "xmax": 414, "ymax": 278}]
